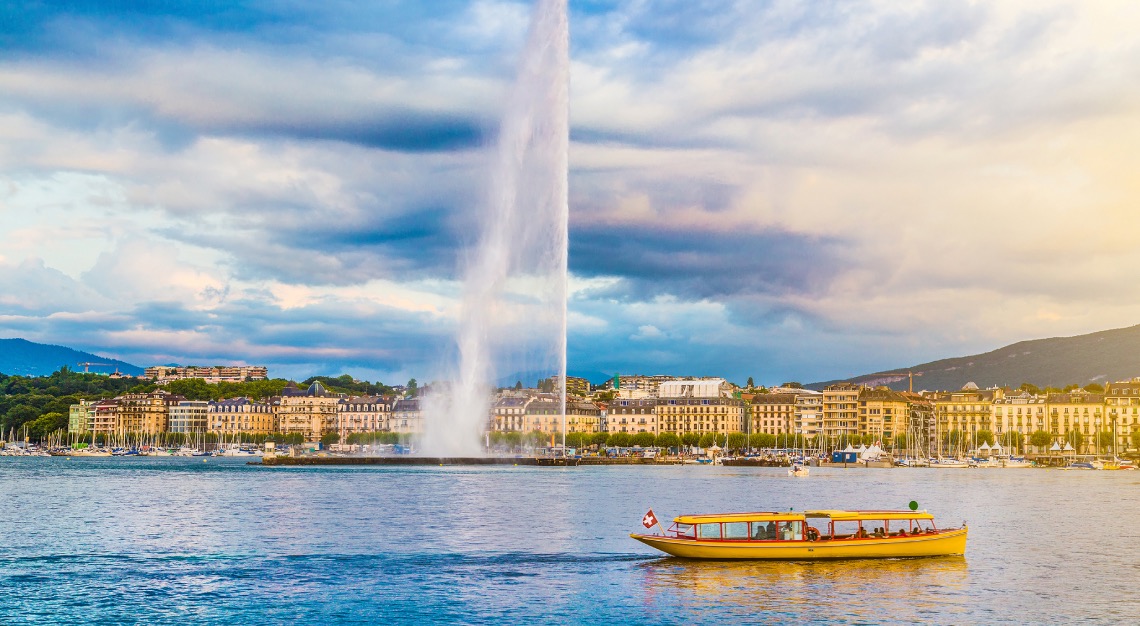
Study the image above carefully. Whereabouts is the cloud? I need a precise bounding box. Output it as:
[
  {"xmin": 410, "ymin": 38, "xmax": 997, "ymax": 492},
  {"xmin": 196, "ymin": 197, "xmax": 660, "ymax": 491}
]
[{"xmin": 3, "ymin": 0, "xmax": 1140, "ymax": 385}]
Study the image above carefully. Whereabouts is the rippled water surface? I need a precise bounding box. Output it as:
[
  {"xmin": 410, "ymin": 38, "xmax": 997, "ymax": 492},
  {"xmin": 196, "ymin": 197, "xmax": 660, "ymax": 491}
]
[{"xmin": 2, "ymin": 458, "xmax": 1138, "ymax": 624}]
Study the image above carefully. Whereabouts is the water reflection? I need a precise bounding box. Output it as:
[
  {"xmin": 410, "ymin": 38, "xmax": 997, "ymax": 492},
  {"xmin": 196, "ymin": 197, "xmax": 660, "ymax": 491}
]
[{"xmin": 636, "ymin": 557, "xmax": 969, "ymax": 623}]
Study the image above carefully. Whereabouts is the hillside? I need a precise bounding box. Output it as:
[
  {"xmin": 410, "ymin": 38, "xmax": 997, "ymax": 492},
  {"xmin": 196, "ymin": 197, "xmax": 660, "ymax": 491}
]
[
  {"xmin": 809, "ymin": 324, "xmax": 1140, "ymax": 392},
  {"xmin": 0, "ymin": 338, "xmax": 143, "ymax": 377}
]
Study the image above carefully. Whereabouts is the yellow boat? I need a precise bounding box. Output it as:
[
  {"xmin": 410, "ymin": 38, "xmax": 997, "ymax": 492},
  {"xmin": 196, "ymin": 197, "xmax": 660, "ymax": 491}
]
[{"xmin": 631, "ymin": 510, "xmax": 967, "ymax": 560}]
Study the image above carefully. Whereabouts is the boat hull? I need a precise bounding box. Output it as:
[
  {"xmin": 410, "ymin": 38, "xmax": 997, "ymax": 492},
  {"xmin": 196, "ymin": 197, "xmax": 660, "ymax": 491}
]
[{"xmin": 631, "ymin": 527, "xmax": 967, "ymax": 560}]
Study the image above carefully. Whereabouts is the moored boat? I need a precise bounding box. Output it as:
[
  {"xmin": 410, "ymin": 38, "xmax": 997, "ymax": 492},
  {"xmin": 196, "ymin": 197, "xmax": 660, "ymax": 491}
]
[{"xmin": 631, "ymin": 509, "xmax": 967, "ymax": 560}]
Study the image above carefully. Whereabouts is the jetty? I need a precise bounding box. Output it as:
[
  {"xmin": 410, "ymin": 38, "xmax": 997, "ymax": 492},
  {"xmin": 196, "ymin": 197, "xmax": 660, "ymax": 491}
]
[{"xmin": 258, "ymin": 455, "xmax": 579, "ymax": 467}]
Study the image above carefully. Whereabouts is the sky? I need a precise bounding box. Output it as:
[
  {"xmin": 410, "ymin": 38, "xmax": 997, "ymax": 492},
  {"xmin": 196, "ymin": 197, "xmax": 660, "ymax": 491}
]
[{"xmin": 2, "ymin": 0, "xmax": 1140, "ymax": 386}]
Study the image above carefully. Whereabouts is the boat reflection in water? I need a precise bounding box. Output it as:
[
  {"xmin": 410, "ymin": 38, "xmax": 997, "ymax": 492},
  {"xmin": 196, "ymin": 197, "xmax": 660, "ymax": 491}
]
[{"xmin": 634, "ymin": 556, "xmax": 969, "ymax": 622}]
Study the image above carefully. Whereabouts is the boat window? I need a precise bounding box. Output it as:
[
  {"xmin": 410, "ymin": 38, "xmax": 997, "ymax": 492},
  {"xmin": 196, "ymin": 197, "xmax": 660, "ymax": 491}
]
[
  {"xmin": 777, "ymin": 520, "xmax": 803, "ymax": 541},
  {"xmin": 675, "ymin": 523, "xmax": 695, "ymax": 538},
  {"xmin": 723, "ymin": 522, "xmax": 749, "ymax": 539},
  {"xmin": 915, "ymin": 519, "xmax": 935, "ymax": 533},
  {"xmin": 751, "ymin": 521, "xmax": 778, "ymax": 540},
  {"xmin": 832, "ymin": 521, "xmax": 861, "ymax": 539},
  {"xmin": 697, "ymin": 523, "xmax": 722, "ymax": 539}
]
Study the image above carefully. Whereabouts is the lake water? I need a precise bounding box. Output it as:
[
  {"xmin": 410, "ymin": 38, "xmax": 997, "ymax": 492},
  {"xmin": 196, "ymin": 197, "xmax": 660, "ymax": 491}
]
[{"xmin": 2, "ymin": 457, "xmax": 1138, "ymax": 624}]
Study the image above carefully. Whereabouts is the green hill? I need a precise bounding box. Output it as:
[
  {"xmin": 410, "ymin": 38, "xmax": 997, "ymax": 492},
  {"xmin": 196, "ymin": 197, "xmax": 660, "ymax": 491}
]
[
  {"xmin": 0, "ymin": 338, "xmax": 143, "ymax": 377},
  {"xmin": 810, "ymin": 324, "xmax": 1140, "ymax": 391}
]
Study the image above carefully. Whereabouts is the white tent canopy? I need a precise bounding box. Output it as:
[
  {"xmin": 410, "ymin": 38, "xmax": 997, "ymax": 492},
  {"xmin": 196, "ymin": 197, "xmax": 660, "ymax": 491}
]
[{"xmin": 1050, "ymin": 441, "xmax": 1062, "ymax": 451}]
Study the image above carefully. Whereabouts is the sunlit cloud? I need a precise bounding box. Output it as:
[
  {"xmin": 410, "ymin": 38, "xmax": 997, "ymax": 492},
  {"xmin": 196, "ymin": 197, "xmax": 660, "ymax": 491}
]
[{"xmin": 2, "ymin": 0, "xmax": 1139, "ymax": 384}]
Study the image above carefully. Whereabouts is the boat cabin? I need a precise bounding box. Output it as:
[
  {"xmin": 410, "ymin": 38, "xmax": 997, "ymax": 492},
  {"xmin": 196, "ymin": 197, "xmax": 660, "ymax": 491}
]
[{"xmin": 664, "ymin": 510, "xmax": 940, "ymax": 542}]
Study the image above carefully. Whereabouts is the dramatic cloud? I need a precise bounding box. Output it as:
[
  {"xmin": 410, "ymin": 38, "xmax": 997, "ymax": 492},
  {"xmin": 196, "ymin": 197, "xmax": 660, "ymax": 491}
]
[{"xmin": 3, "ymin": 0, "xmax": 1140, "ymax": 384}]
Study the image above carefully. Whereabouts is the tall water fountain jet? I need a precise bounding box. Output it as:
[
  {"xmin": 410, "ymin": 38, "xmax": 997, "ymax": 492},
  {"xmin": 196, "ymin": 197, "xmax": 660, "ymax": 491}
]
[{"xmin": 421, "ymin": 0, "xmax": 569, "ymax": 456}]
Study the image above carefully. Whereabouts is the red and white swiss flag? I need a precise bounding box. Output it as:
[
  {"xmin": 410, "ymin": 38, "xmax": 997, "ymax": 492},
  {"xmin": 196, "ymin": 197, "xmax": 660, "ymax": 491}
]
[{"xmin": 642, "ymin": 509, "xmax": 658, "ymax": 529}]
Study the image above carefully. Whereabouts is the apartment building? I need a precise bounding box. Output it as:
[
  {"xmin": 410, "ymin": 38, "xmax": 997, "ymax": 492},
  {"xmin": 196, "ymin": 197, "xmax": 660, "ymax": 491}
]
[
  {"xmin": 278, "ymin": 381, "xmax": 339, "ymax": 441},
  {"xmin": 606, "ymin": 398, "xmax": 658, "ymax": 434},
  {"xmin": 209, "ymin": 397, "xmax": 276, "ymax": 435},
  {"xmin": 168, "ymin": 400, "xmax": 209, "ymax": 433},
  {"xmin": 822, "ymin": 383, "xmax": 860, "ymax": 440}
]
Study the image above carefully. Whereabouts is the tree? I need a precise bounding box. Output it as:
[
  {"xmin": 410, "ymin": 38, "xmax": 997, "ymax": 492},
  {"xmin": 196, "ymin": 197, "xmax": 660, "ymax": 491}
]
[
  {"xmin": 1132, "ymin": 429, "xmax": 1140, "ymax": 451},
  {"xmin": 746, "ymin": 377, "xmax": 755, "ymax": 389},
  {"xmin": 1019, "ymin": 382, "xmax": 1041, "ymax": 395},
  {"xmin": 893, "ymin": 433, "xmax": 908, "ymax": 451},
  {"xmin": 406, "ymin": 378, "xmax": 418, "ymax": 397},
  {"xmin": 1083, "ymin": 383, "xmax": 1105, "ymax": 393},
  {"xmin": 24, "ymin": 412, "xmax": 67, "ymax": 441},
  {"xmin": 1064, "ymin": 430, "xmax": 1083, "ymax": 451},
  {"xmin": 1029, "ymin": 430, "xmax": 1053, "ymax": 450},
  {"xmin": 1001, "ymin": 431, "xmax": 1023, "ymax": 452},
  {"xmin": 514, "ymin": 380, "xmax": 523, "ymax": 391},
  {"xmin": 565, "ymin": 432, "xmax": 585, "ymax": 449},
  {"xmin": 320, "ymin": 432, "xmax": 340, "ymax": 446},
  {"xmin": 698, "ymin": 432, "xmax": 717, "ymax": 448},
  {"xmin": 726, "ymin": 432, "xmax": 747, "ymax": 450},
  {"xmin": 655, "ymin": 432, "xmax": 681, "ymax": 449},
  {"xmin": 590, "ymin": 432, "xmax": 610, "ymax": 447},
  {"xmin": 631, "ymin": 432, "xmax": 656, "ymax": 448},
  {"xmin": 504, "ymin": 432, "xmax": 522, "ymax": 449},
  {"xmin": 1095, "ymin": 430, "xmax": 1114, "ymax": 453},
  {"xmin": 527, "ymin": 430, "xmax": 547, "ymax": 447},
  {"xmin": 608, "ymin": 432, "xmax": 631, "ymax": 447},
  {"xmin": 782, "ymin": 382, "xmax": 803, "ymax": 389},
  {"xmin": 974, "ymin": 430, "xmax": 995, "ymax": 446},
  {"xmin": 681, "ymin": 432, "xmax": 701, "ymax": 447}
]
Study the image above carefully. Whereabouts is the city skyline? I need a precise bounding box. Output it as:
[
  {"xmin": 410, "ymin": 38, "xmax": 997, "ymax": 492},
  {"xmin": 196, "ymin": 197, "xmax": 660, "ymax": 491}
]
[{"xmin": 3, "ymin": 1, "xmax": 1140, "ymax": 385}]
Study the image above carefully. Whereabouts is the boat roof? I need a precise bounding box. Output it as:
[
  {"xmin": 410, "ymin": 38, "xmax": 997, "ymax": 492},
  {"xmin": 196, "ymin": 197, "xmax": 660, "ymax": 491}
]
[
  {"xmin": 804, "ymin": 510, "xmax": 935, "ymax": 521},
  {"xmin": 675, "ymin": 512, "xmax": 806, "ymax": 524},
  {"xmin": 673, "ymin": 510, "xmax": 936, "ymax": 524}
]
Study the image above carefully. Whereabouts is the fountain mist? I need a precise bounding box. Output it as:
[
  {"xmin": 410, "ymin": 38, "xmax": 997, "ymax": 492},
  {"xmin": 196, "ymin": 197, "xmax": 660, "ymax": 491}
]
[{"xmin": 421, "ymin": 0, "xmax": 569, "ymax": 456}]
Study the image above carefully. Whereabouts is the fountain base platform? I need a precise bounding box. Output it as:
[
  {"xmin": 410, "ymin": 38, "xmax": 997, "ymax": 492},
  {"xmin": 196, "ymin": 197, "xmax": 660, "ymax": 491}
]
[{"xmin": 258, "ymin": 455, "xmax": 578, "ymax": 467}]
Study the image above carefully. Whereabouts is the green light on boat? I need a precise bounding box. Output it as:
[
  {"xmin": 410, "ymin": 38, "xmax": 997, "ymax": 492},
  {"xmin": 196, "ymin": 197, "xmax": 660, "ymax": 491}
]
[{"xmin": 909, "ymin": 501, "xmax": 918, "ymax": 511}]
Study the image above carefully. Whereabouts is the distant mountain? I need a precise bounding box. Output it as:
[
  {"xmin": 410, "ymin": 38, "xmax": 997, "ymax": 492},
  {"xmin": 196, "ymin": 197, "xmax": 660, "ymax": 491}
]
[
  {"xmin": 0, "ymin": 338, "xmax": 144, "ymax": 377},
  {"xmin": 809, "ymin": 324, "xmax": 1140, "ymax": 392}
]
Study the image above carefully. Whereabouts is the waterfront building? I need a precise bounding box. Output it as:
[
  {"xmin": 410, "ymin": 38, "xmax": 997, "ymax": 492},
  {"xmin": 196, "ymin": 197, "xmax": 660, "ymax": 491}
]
[
  {"xmin": 748, "ymin": 393, "xmax": 797, "ymax": 436},
  {"xmin": 145, "ymin": 365, "xmax": 268, "ymax": 384},
  {"xmin": 822, "ymin": 383, "xmax": 860, "ymax": 440},
  {"xmin": 901, "ymin": 392, "xmax": 936, "ymax": 453},
  {"xmin": 117, "ymin": 390, "xmax": 185, "ymax": 434},
  {"xmin": 523, "ymin": 397, "xmax": 562, "ymax": 434},
  {"xmin": 390, "ymin": 397, "xmax": 423, "ymax": 434},
  {"xmin": 337, "ymin": 395, "xmax": 391, "ymax": 438},
  {"xmin": 933, "ymin": 383, "xmax": 1000, "ymax": 443},
  {"xmin": 566, "ymin": 399, "xmax": 601, "ymax": 434},
  {"xmin": 209, "ymin": 397, "xmax": 276, "ymax": 435},
  {"xmin": 90, "ymin": 399, "xmax": 120, "ymax": 435},
  {"xmin": 68, "ymin": 399, "xmax": 97, "ymax": 434},
  {"xmin": 656, "ymin": 396, "xmax": 745, "ymax": 438},
  {"xmin": 1104, "ymin": 378, "xmax": 1140, "ymax": 452},
  {"xmin": 794, "ymin": 390, "xmax": 823, "ymax": 438},
  {"xmin": 278, "ymin": 381, "xmax": 339, "ymax": 441},
  {"xmin": 991, "ymin": 392, "xmax": 1046, "ymax": 449},
  {"xmin": 606, "ymin": 398, "xmax": 658, "ymax": 434},
  {"xmin": 169, "ymin": 400, "xmax": 209, "ymax": 433},
  {"xmin": 857, "ymin": 387, "xmax": 909, "ymax": 444},
  {"xmin": 492, "ymin": 396, "xmax": 529, "ymax": 432},
  {"xmin": 1046, "ymin": 391, "xmax": 1105, "ymax": 453}
]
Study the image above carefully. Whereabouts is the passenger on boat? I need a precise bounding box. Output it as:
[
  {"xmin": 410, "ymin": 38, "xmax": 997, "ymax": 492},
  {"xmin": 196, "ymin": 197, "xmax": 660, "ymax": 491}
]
[
  {"xmin": 896, "ymin": 528, "xmax": 908, "ymax": 537},
  {"xmin": 855, "ymin": 527, "xmax": 869, "ymax": 539},
  {"xmin": 765, "ymin": 521, "xmax": 776, "ymax": 539},
  {"xmin": 873, "ymin": 527, "xmax": 884, "ymax": 538}
]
